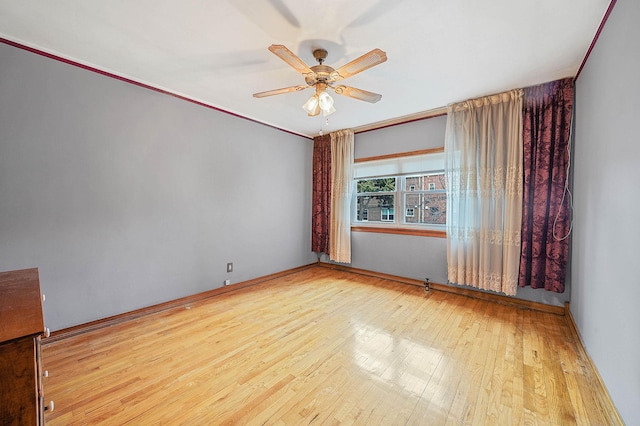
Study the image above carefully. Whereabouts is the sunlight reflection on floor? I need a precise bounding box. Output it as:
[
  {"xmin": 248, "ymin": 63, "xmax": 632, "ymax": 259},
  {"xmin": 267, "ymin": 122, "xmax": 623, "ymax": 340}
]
[{"xmin": 350, "ymin": 320, "xmax": 447, "ymax": 399}]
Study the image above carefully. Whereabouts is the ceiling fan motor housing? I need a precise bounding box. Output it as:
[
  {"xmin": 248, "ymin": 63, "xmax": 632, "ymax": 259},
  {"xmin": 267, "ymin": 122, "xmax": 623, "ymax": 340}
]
[
  {"xmin": 306, "ymin": 64, "xmax": 335, "ymax": 85},
  {"xmin": 313, "ymin": 48, "xmax": 328, "ymax": 64},
  {"xmin": 305, "ymin": 49, "xmax": 335, "ymax": 85}
]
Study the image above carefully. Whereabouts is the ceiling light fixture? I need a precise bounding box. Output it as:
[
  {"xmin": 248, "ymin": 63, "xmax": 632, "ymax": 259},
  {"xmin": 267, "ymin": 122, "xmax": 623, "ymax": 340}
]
[{"xmin": 303, "ymin": 83, "xmax": 335, "ymax": 117}]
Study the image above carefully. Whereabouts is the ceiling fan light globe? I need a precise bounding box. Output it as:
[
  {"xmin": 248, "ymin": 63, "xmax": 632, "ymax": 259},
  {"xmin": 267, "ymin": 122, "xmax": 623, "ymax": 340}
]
[
  {"xmin": 322, "ymin": 105, "xmax": 336, "ymax": 117},
  {"xmin": 302, "ymin": 94, "xmax": 319, "ymax": 115},
  {"xmin": 308, "ymin": 104, "xmax": 321, "ymax": 116},
  {"xmin": 318, "ymin": 91, "xmax": 334, "ymax": 110}
]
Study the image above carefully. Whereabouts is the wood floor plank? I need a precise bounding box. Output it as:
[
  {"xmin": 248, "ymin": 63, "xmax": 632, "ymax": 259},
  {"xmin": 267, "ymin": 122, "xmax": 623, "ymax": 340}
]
[{"xmin": 41, "ymin": 267, "xmax": 621, "ymax": 425}]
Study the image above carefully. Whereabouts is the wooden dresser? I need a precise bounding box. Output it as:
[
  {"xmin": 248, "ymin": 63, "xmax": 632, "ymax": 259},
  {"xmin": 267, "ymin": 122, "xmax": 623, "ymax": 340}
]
[{"xmin": 0, "ymin": 268, "xmax": 52, "ymax": 425}]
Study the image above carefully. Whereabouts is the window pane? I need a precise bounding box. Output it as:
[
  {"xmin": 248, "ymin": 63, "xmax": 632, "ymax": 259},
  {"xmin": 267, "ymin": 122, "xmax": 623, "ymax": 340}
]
[
  {"xmin": 404, "ymin": 173, "xmax": 445, "ymax": 191},
  {"xmin": 404, "ymin": 192, "xmax": 446, "ymax": 224},
  {"xmin": 357, "ymin": 177, "xmax": 396, "ymax": 193},
  {"xmin": 356, "ymin": 195, "xmax": 395, "ymax": 223}
]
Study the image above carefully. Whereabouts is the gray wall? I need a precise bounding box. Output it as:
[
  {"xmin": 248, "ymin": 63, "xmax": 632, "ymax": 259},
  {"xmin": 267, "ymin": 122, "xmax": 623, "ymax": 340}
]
[
  {"xmin": 572, "ymin": 1, "xmax": 640, "ymax": 423},
  {"xmin": 0, "ymin": 43, "xmax": 316, "ymax": 331},
  {"xmin": 351, "ymin": 119, "xmax": 449, "ymax": 284},
  {"xmin": 342, "ymin": 116, "xmax": 570, "ymax": 306}
]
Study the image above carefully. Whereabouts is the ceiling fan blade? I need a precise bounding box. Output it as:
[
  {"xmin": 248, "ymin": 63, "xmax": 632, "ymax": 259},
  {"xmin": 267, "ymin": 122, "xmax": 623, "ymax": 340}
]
[
  {"xmin": 268, "ymin": 44, "xmax": 314, "ymax": 76},
  {"xmin": 331, "ymin": 48, "xmax": 387, "ymax": 80},
  {"xmin": 253, "ymin": 85, "xmax": 309, "ymax": 98},
  {"xmin": 332, "ymin": 85, "xmax": 382, "ymax": 103}
]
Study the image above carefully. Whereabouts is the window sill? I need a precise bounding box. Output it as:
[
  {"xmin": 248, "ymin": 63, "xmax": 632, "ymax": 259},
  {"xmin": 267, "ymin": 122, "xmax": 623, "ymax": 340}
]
[{"xmin": 351, "ymin": 226, "xmax": 446, "ymax": 238}]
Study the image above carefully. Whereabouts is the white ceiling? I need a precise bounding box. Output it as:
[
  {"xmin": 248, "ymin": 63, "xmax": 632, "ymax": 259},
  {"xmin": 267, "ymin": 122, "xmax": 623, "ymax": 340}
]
[{"xmin": 0, "ymin": 0, "xmax": 611, "ymax": 138}]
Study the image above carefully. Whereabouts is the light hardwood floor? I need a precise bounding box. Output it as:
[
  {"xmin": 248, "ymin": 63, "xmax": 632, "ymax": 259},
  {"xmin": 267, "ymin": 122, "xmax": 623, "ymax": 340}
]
[{"xmin": 42, "ymin": 267, "xmax": 621, "ymax": 425}]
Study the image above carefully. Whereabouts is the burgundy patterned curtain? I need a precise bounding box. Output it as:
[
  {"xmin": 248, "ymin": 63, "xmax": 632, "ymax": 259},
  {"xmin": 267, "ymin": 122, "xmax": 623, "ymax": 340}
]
[
  {"xmin": 311, "ymin": 134, "xmax": 331, "ymax": 254},
  {"xmin": 518, "ymin": 78, "xmax": 574, "ymax": 292}
]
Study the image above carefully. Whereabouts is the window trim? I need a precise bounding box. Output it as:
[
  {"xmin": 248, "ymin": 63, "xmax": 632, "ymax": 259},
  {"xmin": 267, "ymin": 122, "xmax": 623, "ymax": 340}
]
[
  {"xmin": 354, "ymin": 147, "xmax": 444, "ymax": 164},
  {"xmin": 351, "ymin": 226, "xmax": 446, "ymax": 238}
]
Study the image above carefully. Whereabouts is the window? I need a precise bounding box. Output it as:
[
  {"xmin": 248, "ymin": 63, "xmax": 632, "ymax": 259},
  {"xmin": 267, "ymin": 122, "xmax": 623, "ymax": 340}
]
[
  {"xmin": 353, "ymin": 150, "xmax": 446, "ymax": 230},
  {"xmin": 381, "ymin": 208, "xmax": 395, "ymax": 221},
  {"xmin": 355, "ymin": 177, "xmax": 396, "ymax": 224},
  {"xmin": 357, "ymin": 209, "xmax": 369, "ymax": 221}
]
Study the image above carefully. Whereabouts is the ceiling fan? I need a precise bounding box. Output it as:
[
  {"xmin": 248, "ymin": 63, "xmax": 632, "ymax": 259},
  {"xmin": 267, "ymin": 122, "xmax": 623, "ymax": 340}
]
[{"xmin": 253, "ymin": 44, "xmax": 387, "ymax": 117}]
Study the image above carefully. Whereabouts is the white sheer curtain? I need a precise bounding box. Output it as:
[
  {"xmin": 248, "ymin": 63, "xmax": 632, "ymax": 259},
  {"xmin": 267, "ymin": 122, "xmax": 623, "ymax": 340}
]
[
  {"xmin": 329, "ymin": 129, "xmax": 354, "ymax": 263},
  {"xmin": 445, "ymin": 90, "xmax": 523, "ymax": 295}
]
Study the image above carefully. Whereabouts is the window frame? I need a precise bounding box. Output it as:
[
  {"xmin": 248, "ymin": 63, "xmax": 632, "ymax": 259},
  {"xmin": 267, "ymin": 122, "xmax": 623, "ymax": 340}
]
[{"xmin": 352, "ymin": 148, "xmax": 446, "ymax": 238}]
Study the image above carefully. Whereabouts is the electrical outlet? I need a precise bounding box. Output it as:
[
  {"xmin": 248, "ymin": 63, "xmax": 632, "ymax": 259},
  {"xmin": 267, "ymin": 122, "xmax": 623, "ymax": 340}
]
[
  {"xmin": 224, "ymin": 279, "xmax": 230, "ymax": 286},
  {"xmin": 227, "ymin": 262, "xmax": 233, "ymax": 273}
]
